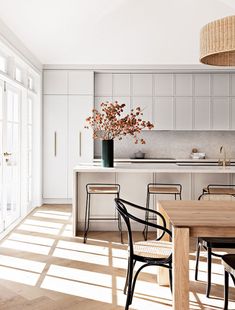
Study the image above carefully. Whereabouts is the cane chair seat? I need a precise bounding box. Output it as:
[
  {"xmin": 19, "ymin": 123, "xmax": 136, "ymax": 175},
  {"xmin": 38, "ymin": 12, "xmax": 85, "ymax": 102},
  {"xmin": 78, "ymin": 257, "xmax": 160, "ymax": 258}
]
[
  {"xmin": 201, "ymin": 194, "xmax": 235, "ymax": 201},
  {"xmin": 133, "ymin": 240, "xmax": 172, "ymax": 259}
]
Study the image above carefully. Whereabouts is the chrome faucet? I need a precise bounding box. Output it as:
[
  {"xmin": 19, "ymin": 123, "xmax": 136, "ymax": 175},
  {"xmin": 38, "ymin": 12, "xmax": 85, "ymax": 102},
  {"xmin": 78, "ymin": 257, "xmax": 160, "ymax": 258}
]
[{"xmin": 219, "ymin": 145, "xmax": 230, "ymax": 166}]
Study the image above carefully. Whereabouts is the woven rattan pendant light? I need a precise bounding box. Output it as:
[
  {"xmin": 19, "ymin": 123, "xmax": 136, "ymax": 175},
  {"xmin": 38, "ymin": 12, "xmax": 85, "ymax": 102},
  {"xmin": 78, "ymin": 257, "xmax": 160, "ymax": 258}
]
[{"xmin": 200, "ymin": 15, "xmax": 235, "ymax": 66}]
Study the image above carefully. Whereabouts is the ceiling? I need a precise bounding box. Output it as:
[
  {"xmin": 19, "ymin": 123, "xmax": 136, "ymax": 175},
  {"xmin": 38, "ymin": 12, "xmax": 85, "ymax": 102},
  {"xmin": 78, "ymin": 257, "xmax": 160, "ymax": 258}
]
[{"xmin": 0, "ymin": 0, "xmax": 234, "ymax": 65}]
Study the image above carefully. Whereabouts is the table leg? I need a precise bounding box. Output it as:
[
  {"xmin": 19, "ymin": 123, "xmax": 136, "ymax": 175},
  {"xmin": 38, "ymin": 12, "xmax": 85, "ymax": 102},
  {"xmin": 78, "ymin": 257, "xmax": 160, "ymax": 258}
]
[{"xmin": 173, "ymin": 227, "xmax": 189, "ymax": 310}]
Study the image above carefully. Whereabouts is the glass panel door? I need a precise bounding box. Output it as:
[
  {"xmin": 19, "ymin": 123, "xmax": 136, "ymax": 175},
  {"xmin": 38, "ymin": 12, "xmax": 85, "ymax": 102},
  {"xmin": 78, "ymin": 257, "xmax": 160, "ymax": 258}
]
[
  {"xmin": 2, "ymin": 83, "xmax": 21, "ymax": 229},
  {"xmin": 0, "ymin": 80, "xmax": 4, "ymax": 232}
]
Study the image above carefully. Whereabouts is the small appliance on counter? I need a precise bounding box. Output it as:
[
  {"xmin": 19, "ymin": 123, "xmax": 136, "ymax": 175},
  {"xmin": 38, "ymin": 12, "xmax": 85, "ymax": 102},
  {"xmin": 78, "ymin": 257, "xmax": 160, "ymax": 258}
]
[
  {"xmin": 190, "ymin": 148, "xmax": 206, "ymax": 159},
  {"xmin": 131, "ymin": 151, "xmax": 146, "ymax": 159}
]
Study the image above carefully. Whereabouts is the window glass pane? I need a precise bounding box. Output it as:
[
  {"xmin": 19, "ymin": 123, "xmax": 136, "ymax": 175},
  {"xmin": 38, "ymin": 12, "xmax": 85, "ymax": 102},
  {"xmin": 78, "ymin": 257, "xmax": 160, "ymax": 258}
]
[
  {"xmin": 0, "ymin": 56, "xmax": 6, "ymax": 72},
  {"xmin": 28, "ymin": 98, "xmax": 32, "ymax": 124},
  {"xmin": 28, "ymin": 77, "xmax": 33, "ymax": 90},
  {"xmin": 13, "ymin": 94, "xmax": 19, "ymax": 122},
  {"xmin": 7, "ymin": 92, "xmax": 13, "ymax": 122},
  {"xmin": 15, "ymin": 67, "xmax": 22, "ymax": 82}
]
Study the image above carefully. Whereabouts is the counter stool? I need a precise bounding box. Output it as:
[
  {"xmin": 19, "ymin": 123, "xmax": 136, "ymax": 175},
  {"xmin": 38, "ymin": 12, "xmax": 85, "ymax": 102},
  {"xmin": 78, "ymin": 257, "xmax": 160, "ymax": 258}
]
[
  {"xmin": 143, "ymin": 183, "xmax": 182, "ymax": 240},
  {"xmin": 200, "ymin": 184, "xmax": 235, "ymax": 198},
  {"xmin": 222, "ymin": 254, "xmax": 235, "ymax": 310},
  {"xmin": 83, "ymin": 183, "xmax": 123, "ymax": 244}
]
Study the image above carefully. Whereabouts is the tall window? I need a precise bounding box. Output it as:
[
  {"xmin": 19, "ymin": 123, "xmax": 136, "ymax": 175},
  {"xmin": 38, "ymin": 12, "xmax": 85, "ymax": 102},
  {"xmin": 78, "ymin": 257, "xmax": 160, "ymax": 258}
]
[{"xmin": 27, "ymin": 97, "xmax": 33, "ymax": 204}]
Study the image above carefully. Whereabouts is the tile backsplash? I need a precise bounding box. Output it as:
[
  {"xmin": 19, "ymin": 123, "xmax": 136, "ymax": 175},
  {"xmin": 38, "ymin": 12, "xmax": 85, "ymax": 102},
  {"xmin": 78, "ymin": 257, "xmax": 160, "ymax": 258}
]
[{"xmin": 94, "ymin": 131, "xmax": 235, "ymax": 159}]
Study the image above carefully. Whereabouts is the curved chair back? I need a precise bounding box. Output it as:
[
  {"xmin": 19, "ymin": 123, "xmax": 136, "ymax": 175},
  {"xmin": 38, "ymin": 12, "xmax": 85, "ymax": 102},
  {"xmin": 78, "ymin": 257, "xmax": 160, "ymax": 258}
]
[{"xmin": 114, "ymin": 198, "xmax": 172, "ymax": 257}]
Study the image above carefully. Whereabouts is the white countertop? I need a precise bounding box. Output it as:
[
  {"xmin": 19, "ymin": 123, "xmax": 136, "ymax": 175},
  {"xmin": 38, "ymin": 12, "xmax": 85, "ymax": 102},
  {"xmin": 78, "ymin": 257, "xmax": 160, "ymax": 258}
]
[{"xmin": 74, "ymin": 163, "xmax": 235, "ymax": 173}]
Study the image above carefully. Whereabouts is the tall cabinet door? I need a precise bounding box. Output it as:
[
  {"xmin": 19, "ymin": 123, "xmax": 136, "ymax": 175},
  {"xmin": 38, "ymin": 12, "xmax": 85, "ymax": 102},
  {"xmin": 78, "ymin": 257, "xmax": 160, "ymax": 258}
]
[
  {"xmin": 43, "ymin": 95, "xmax": 68, "ymax": 198},
  {"xmin": 67, "ymin": 95, "xmax": 93, "ymax": 198}
]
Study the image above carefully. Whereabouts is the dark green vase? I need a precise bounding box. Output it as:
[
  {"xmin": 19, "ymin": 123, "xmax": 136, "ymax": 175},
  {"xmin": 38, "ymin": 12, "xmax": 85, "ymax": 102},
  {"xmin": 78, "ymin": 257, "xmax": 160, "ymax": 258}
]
[{"xmin": 102, "ymin": 140, "xmax": 114, "ymax": 167}]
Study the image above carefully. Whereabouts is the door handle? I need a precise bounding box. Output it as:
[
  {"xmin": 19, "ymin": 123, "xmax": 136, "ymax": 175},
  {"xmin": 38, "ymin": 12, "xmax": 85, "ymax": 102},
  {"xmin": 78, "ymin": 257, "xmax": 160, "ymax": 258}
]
[{"xmin": 3, "ymin": 152, "xmax": 12, "ymax": 156}]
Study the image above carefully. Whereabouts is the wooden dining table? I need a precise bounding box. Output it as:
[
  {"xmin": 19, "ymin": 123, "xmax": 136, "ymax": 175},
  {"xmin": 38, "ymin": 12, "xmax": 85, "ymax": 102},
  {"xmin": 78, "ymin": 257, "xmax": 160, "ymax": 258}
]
[{"xmin": 158, "ymin": 200, "xmax": 235, "ymax": 310}]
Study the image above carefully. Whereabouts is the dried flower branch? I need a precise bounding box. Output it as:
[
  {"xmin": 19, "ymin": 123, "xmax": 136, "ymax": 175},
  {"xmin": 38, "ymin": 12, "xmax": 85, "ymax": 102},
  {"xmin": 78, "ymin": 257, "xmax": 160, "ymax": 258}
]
[{"xmin": 85, "ymin": 101, "xmax": 154, "ymax": 144}]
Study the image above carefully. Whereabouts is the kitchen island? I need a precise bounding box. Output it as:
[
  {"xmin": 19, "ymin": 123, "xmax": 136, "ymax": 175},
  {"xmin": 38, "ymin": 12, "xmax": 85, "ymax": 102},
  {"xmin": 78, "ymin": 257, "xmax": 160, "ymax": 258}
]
[{"xmin": 73, "ymin": 163, "xmax": 235, "ymax": 236}]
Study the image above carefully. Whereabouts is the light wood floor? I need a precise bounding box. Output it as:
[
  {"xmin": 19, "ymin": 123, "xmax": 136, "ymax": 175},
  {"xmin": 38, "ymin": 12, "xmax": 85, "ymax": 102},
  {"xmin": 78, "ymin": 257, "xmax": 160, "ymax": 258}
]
[{"xmin": 0, "ymin": 204, "xmax": 235, "ymax": 309}]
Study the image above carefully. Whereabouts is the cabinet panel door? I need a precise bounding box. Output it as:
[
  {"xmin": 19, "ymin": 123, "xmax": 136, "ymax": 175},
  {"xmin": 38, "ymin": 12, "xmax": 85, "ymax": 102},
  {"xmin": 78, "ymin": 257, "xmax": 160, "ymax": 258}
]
[
  {"xmin": 212, "ymin": 74, "xmax": 229, "ymax": 96},
  {"xmin": 113, "ymin": 74, "xmax": 130, "ymax": 96},
  {"xmin": 231, "ymin": 74, "xmax": 235, "ymax": 96},
  {"xmin": 175, "ymin": 97, "xmax": 192, "ymax": 130},
  {"xmin": 194, "ymin": 97, "xmax": 210, "ymax": 130},
  {"xmin": 194, "ymin": 74, "xmax": 210, "ymax": 96},
  {"xmin": 68, "ymin": 71, "xmax": 94, "ymax": 95},
  {"xmin": 154, "ymin": 97, "xmax": 174, "ymax": 130},
  {"xmin": 231, "ymin": 98, "xmax": 235, "ymax": 129},
  {"xmin": 67, "ymin": 95, "xmax": 94, "ymax": 198},
  {"xmin": 154, "ymin": 74, "xmax": 173, "ymax": 96},
  {"xmin": 95, "ymin": 73, "xmax": 112, "ymax": 96},
  {"xmin": 175, "ymin": 74, "xmax": 192, "ymax": 96},
  {"xmin": 43, "ymin": 95, "xmax": 68, "ymax": 198},
  {"xmin": 132, "ymin": 74, "xmax": 152, "ymax": 96},
  {"xmin": 43, "ymin": 70, "xmax": 68, "ymax": 95},
  {"xmin": 132, "ymin": 97, "xmax": 153, "ymax": 123},
  {"xmin": 212, "ymin": 97, "xmax": 229, "ymax": 130}
]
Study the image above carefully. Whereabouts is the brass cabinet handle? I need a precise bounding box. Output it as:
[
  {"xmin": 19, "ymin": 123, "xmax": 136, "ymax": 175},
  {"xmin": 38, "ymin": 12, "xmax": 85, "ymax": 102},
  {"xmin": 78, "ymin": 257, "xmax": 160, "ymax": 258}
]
[
  {"xmin": 54, "ymin": 132, "xmax": 57, "ymax": 157},
  {"xmin": 79, "ymin": 131, "xmax": 82, "ymax": 157},
  {"xmin": 3, "ymin": 152, "xmax": 12, "ymax": 156}
]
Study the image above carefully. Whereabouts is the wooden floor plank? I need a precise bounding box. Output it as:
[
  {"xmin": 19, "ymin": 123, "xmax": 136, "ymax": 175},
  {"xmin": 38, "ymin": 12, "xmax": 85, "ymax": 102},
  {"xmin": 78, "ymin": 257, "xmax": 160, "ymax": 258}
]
[{"xmin": 0, "ymin": 204, "xmax": 234, "ymax": 309}]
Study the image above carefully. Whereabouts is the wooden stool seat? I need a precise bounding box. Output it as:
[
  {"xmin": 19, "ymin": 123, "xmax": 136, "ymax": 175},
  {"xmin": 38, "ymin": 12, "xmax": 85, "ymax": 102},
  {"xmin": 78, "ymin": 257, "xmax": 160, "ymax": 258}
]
[
  {"xmin": 203, "ymin": 187, "xmax": 235, "ymax": 195},
  {"xmin": 88, "ymin": 186, "xmax": 119, "ymax": 194},
  {"xmin": 149, "ymin": 186, "xmax": 179, "ymax": 194}
]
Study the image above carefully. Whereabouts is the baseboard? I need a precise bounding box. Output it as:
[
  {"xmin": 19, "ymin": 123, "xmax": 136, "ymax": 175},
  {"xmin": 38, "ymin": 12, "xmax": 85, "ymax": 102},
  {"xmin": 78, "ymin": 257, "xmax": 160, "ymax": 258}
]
[
  {"xmin": 43, "ymin": 198, "xmax": 72, "ymax": 204},
  {"xmin": 77, "ymin": 221, "xmax": 155, "ymax": 232}
]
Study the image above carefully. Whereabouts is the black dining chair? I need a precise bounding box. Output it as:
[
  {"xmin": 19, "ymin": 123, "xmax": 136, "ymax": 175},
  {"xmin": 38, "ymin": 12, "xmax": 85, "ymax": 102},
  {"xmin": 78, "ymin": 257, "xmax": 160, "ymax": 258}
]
[
  {"xmin": 222, "ymin": 254, "xmax": 235, "ymax": 310},
  {"xmin": 195, "ymin": 193, "xmax": 235, "ymax": 298},
  {"xmin": 114, "ymin": 198, "xmax": 172, "ymax": 310}
]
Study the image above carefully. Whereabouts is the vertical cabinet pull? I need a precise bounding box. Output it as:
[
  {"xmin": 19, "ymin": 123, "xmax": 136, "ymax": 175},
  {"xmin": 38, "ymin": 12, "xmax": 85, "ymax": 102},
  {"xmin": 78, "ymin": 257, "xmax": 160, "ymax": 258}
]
[
  {"xmin": 54, "ymin": 132, "xmax": 57, "ymax": 157},
  {"xmin": 79, "ymin": 131, "xmax": 82, "ymax": 157}
]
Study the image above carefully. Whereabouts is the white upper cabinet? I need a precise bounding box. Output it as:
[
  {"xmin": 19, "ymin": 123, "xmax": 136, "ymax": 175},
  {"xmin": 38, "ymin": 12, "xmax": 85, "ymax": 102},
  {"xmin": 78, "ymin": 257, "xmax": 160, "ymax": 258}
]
[
  {"xmin": 132, "ymin": 74, "xmax": 152, "ymax": 96},
  {"xmin": 175, "ymin": 97, "xmax": 192, "ymax": 130},
  {"xmin": 43, "ymin": 70, "xmax": 68, "ymax": 94},
  {"xmin": 154, "ymin": 97, "xmax": 174, "ymax": 130},
  {"xmin": 95, "ymin": 73, "xmax": 112, "ymax": 96},
  {"xmin": 212, "ymin": 74, "xmax": 229, "ymax": 96},
  {"xmin": 154, "ymin": 74, "xmax": 173, "ymax": 96},
  {"xmin": 68, "ymin": 71, "xmax": 94, "ymax": 95},
  {"xmin": 132, "ymin": 97, "xmax": 153, "ymax": 123},
  {"xmin": 113, "ymin": 74, "xmax": 130, "ymax": 96},
  {"xmin": 194, "ymin": 97, "xmax": 210, "ymax": 130},
  {"xmin": 194, "ymin": 74, "xmax": 210, "ymax": 96},
  {"xmin": 175, "ymin": 74, "xmax": 192, "ymax": 96},
  {"xmin": 212, "ymin": 97, "xmax": 230, "ymax": 130}
]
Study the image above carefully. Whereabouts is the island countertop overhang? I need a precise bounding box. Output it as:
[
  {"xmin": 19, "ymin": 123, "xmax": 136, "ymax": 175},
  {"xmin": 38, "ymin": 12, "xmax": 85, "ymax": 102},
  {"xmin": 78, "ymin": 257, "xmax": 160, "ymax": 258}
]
[{"xmin": 73, "ymin": 163, "xmax": 235, "ymax": 174}]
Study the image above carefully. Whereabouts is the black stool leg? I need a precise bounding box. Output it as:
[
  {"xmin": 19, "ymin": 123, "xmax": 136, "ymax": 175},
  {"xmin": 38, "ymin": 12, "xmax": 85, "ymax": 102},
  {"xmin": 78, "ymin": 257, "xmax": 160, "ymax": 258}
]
[
  {"xmin": 206, "ymin": 247, "xmax": 212, "ymax": 298},
  {"xmin": 143, "ymin": 191, "xmax": 150, "ymax": 241},
  {"xmin": 224, "ymin": 270, "xmax": 229, "ymax": 310},
  {"xmin": 83, "ymin": 193, "xmax": 91, "ymax": 243},
  {"xmin": 195, "ymin": 239, "xmax": 201, "ymax": 281}
]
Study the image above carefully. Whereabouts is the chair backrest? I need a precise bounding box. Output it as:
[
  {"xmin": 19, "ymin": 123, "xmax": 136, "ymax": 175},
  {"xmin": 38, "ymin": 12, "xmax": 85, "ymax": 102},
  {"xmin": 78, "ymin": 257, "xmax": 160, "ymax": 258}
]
[
  {"xmin": 114, "ymin": 198, "xmax": 172, "ymax": 256},
  {"xmin": 199, "ymin": 193, "xmax": 235, "ymax": 201}
]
